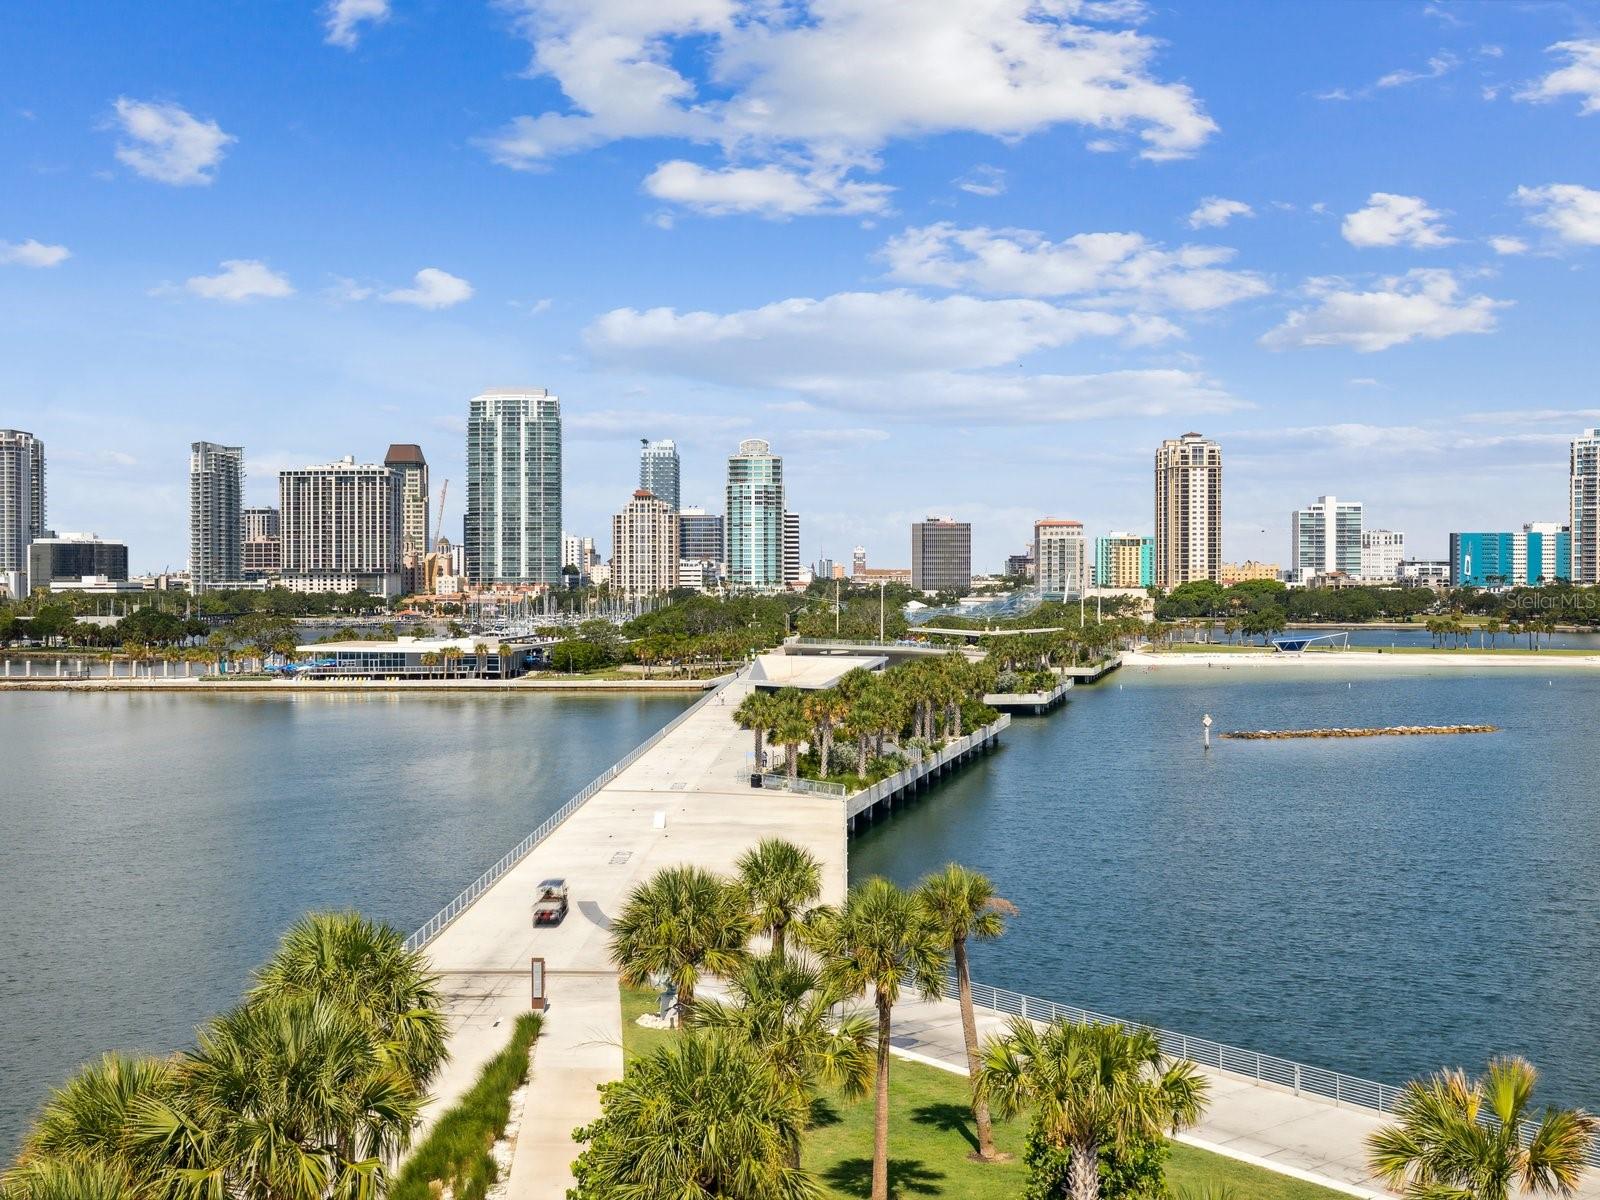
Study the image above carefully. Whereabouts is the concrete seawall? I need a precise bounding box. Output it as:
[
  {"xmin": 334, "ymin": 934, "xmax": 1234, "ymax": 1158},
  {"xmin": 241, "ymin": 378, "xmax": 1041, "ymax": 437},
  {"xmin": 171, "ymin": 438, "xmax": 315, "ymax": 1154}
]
[{"xmin": 0, "ymin": 676, "xmax": 716, "ymax": 694}]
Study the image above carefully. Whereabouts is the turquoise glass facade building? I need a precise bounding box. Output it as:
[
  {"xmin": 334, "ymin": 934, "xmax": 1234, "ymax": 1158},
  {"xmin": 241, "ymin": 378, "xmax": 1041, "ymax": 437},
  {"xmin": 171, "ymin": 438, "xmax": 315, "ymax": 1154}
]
[{"xmin": 1449, "ymin": 525, "xmax": 1570, "ymax": 587}]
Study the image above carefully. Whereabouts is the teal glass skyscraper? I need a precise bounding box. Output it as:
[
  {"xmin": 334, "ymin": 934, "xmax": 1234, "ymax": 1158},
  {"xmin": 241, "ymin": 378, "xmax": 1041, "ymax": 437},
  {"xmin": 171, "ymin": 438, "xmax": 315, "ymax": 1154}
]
[
  {"xmin": 725, "ymin": 438, "xmax": 784, "ymax": 591},
  {"xmin": 465, "ymin": 389, "xmax": 562, "ymax": 586}
]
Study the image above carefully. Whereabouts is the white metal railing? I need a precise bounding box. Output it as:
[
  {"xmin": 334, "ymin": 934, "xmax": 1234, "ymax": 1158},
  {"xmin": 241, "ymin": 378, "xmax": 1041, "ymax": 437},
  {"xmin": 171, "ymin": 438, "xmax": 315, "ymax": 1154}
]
[
  {"xmin": 846, "ymin": 715, "xmax": 1010, "ymax": 819},
  {"xmin": 759, "ymin": 773, "xmax": 848, "ymax": 797},
  {"xmin": 402, "ymin": 671, "xmax": 739, "ymax": 951},
  {"xmin": 957, "ymin": 977, "xmax": 1600, "ymax": 1167}
]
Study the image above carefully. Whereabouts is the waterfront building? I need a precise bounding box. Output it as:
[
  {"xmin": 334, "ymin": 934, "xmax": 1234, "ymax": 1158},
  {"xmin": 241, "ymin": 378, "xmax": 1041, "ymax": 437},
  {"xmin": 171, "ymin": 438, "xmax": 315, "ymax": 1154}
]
[
  {"xmin": 1154, "ymin": 432, "xmax": 1223, "ymax": 588},
  {"xmin": 384, "ymin": 444, "xmax": 430, "ymax": 594},
  {"xmin": 1292, "ymin": 495, "xmax": 1363, "ymax": 578},
  {"xmin": 1034, "ymin": 519, "xmax": 1087, "ymax": 599},
  {"xmin": 0, "ymin": 429, "xmax": 45, "ymax": 599},
  {"xmin": 783, "ymin": 512, "xmax": 801, "ymax": 586},
  {"xmin": 851, "ymin": 545, "xmax": 867, "ymax": 576},
  {"xmin": 1005, "ymin": 547, "xmax": 1035, "ymax": 581},
  {"xmin": 1360, "ymin": 529, "xmax": 1405, "ymax": 582},
  {"xmin": 911, "ymin": 516, "xmax": 972, "ymax": 592},
  {"xmin": 293, "ymin": 635, "xmax": 542, "ymax": 680},
  {"xmin": 1094, "ymin": 533, "xmax": 1154, "ymax": 589},
  {"xmin": 1396, "ymin": 559, "xmax": 1451, "ymax": 587},
  {"xmin": 1449, "ymin": 523, "xmax": 1571, "ymax": 587},
  {"xmin": 725, "ymin": 439, "xmax": 785, "ymax": 590},
  {"xmin": 465, "ymin": 389, "xmax": 562, "ymax": 588},
  {"xmin": 1220, "ymin": 560, "xmax": 1282, "ymax": 586},
  {"xmin": 611, "ymin": 488, "xmax": 679, "ymax": 598},
  {"xmin": 1573, "ymin": 429, "xmax": 1600, "ymax": 584},
  {"xmin": 189, "ymin": 441, "xmax": 243, "ymax": 594},
  {"xmin": 639, "ymin": 439, "xmax": 681, "ymax": 512},
  {"xmin": 28, "ymin": 532, "xmax": 128, "ymax": 588},
  {"xmin": 279, "ymin": 455, "xmax": 404, "ymax": 597}
]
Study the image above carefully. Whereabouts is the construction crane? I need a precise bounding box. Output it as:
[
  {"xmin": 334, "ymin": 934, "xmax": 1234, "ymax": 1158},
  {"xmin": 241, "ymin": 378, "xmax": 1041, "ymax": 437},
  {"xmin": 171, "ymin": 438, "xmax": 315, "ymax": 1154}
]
[{"xmin": 433, "ymin": 480, "xmax": 450, "ymax": 553}]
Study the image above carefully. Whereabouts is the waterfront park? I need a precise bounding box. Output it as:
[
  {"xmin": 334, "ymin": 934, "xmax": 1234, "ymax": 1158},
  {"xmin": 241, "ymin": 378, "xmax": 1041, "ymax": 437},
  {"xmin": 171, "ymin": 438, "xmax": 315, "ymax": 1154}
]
[{"xmin": 9, "ymin": 581, "xmax": 1600, "ymax": 1200}]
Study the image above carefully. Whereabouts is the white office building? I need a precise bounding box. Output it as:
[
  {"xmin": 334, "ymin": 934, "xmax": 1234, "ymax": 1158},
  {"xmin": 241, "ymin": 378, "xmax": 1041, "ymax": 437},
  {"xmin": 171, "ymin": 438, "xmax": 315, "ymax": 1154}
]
[
  {"xmin": 0, "ymin": 429, "xmax": 45, "ymax": 599},
  {"xmin": 1291, "ymin": 495, "xmax": 1364, "ymax": 579},
  {"xmin": 1360, "ymin": 529, "xmax": 1405, "ymax": 582}
]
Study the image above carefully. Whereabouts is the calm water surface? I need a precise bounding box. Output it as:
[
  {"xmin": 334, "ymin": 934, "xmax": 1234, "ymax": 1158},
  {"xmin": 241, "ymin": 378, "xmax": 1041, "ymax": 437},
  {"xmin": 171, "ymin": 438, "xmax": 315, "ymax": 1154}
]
[
  {"xmin": 0, "ymin": 692, "xmax": 687, "ymax": 1156},
  {"xmin": 853, "ymin": 664, "xmax": 1600, "ymax": 1109}
]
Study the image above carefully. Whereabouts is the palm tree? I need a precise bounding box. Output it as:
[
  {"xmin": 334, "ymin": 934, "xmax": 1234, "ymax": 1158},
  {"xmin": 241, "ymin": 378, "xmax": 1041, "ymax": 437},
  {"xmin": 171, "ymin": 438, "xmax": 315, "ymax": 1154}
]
[
  {"xmin": 804, "ymin": 877, "xmax": 949, "ymax": 1200},
  {"xmin": 769, "ymin": 690, "xmax": 812, "ymax": 784},
  {"xmin": 0, "ymin": 1157, "xmax": 135, "ymax": 1200},
  {"xmin": 473, "ymin": 641, "xmax": 490, "ymax": 679},
  {"xmin": 840, "ymin": 701, "xmax": 878, "ymax": 781},
  {"xmin": 979, "ymin": 1018, "xmax": 1209, "ymax": 1200},
  {"xmin": 250, "ymin": 911, "xmax": 448, "ymax": 1093},
  {"xmin": 735, "ymin": 691, "xmax": 776, "ymax": 771},
  {"xmin": 1368, "ymin": 1057, "xmax": 1596, "ymax": 1200},
  {"xmin": 803, "ymin": 689, "xmax": 848, "ymax": 777},
  {"xmin": 736, "ymin": 838, "xmax": 822, "ymax": 959},
  {"xmin": 697, "ymin": 952, "xmax": 876, "ymax": 1115},
  {"xmin": 609, "ymin": 865, "xmax": 753, "ymax": 1023},
  {"xmin": 568, "ymin": 1034, "xmax": 817, "ymax": 1200},
  {"xmin": 135, "ymin": 995, "xmax": 419, "ymax": 1200},
  {"xmin": 917, "ymin": 865, "xmax": 1017, "ymax": 1162},
  {"xmin": 12, "ymin": 1052, "xmax": 176, "ymax": 1193}
]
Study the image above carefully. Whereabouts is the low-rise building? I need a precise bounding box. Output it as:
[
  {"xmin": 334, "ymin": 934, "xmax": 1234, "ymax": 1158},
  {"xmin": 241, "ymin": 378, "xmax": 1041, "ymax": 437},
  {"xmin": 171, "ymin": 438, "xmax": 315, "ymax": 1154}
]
[
  {"xmin": 1396, "ymin": 559, "xmax": 1451, "ymax": 587},
  {"xmin": 28, "ymin": 532, "xmax": 129, "ymax": 587},
  {"xmin": 292, "ymin": 635, "xmax": 548, "ymax": 679},
  {"xmin": 1220, "ymin": 560, "xmax": 1281, "ymax": 586}
]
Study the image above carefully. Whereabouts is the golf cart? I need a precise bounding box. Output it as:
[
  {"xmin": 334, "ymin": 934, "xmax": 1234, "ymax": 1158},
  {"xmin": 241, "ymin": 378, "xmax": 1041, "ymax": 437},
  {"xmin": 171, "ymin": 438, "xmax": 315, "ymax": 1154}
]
[{"xmin": 532, "ymin": 879, "xmax": 569, "ymax": 926}]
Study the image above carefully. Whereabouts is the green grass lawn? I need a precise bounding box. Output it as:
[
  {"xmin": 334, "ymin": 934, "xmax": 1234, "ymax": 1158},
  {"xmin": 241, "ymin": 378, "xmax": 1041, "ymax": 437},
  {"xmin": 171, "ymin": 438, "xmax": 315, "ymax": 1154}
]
[{"xmin": 617, "ymin": 989, "xmax": 1346, "ymax": 1200}]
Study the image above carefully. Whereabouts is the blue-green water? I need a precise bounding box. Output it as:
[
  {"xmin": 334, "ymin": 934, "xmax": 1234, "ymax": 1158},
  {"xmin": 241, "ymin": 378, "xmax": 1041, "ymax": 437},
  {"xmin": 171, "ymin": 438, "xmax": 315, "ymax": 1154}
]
[
  {"xmin": 852, "ymin": 665, "xmax": 1600, "ymax": 1109},
  {"xmin": 0, "ymin": 692, "xmax": 688, "ymax": 1157}
]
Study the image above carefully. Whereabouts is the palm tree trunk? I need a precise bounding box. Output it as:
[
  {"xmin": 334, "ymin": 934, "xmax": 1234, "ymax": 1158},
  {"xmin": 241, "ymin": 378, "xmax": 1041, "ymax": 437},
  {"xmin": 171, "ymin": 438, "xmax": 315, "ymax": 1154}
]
[
  {"xmin": 787, "ymin": 742, "xmax": 799, "ymax": 783},
  {"xmin": 1070, "ymin": 1136, "xmax": 1100, "ymax": 1200},
  {"xmin": 857, "ymin": 733, "xmax": 869, "ymax": 779},
  {"xmin": 873, "ymin": 996, "xmax": 892, "ymax": 1200},
  {"xmin": 954, "ymin": 937, "xmax": 998, "ymax": 1160},
  {"xmin": 772, "ymin": 918, "xmax": 787, "ymax": 961}
]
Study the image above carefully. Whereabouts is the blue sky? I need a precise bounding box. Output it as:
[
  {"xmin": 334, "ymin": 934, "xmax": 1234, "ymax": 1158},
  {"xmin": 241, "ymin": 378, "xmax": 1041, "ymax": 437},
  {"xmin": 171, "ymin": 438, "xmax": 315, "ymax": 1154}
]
[{"xmin": 5, "ymin": 0, "xmax": 1600, "ymax": 574}]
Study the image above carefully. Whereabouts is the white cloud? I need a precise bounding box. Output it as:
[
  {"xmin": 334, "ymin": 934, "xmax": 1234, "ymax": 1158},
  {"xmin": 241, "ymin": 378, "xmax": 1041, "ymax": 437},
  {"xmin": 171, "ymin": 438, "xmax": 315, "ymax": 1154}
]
[
  {"xmin": 879, "ymin": 223, "xmax": 1269, "ymax": 311},
  {"xmin": 643, "ymin": 160, "xmax": 892, "ymax": 218},
  {"xmin": 110, "ymin": 98, "xmax": 233, "ymax": 186},
  {"xmin": 1375, "ymin": 53, "xmax": 1457, "ymax": 90},
  {"xmin": 1515, "ymin": 40, "xmax": 1600, "ymax": 116},
  {"xmin": 955, "ymin": 165, "xmax": 1007, "ymax": 197},
  {"xmin": 325, "ymin": 0, "xmax": 390, "ymax": 48},
  {"xmin": 582, "ymin": 288, "xmax": 1243, "ymax": 423},
  {"xmin": 482, "ymin": 0, "xmax": 1216, "ymax": 212},
  {"xmin": 1341, "ymin": 193, "xmax": 1454, "ymax": 248},
  {"xmin": 0, "ymin": 239, "xmax": 70, "ymax": 268},
  {"xmin": 184, "ymin": 259, "xmax": 294, "ymax": 302},
  {"xmin": 1488, "ymin": 235, "xmax": 1528, "ymax": 256},
  {"xmin": 1187, "ymin": 196, "xmax": 1252, "ymax": 229},
  {"xmin": 1260, "ymin": 269, "xmax": 1505, "ymax": 353},
  {"xmin": 1514, "ymin": 183, "xmax": 1600, "ymax": 246},
  {"xmin": 381, "ymin": 268, "xmax": 474, "ymax": 309}
]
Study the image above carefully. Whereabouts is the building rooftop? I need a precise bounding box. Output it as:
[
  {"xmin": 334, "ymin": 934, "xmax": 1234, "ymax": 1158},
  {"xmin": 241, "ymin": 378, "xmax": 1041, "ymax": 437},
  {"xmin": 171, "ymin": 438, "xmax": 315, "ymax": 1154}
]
[{"xmin": 384, "ymin": 443, "xmax": 427, "ymax": 465}]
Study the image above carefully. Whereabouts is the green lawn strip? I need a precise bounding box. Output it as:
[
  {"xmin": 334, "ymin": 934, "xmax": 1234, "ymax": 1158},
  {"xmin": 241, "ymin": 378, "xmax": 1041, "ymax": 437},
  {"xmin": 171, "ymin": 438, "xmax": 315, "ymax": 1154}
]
[
  {"xmin": 393, "ymin": 1011, "xmax": 544, "ymax": 1200},
  {"xmin": 617, "ymin": 989, "xmax": 1346, "ymax": 1200}
]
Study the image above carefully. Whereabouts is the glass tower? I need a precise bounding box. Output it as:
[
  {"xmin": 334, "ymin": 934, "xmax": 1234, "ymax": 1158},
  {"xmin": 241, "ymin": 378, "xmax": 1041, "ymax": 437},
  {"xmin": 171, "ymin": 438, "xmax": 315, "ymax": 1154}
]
[
  {"xmin": 725, "ymin": 438, "xmax": 784, "ymax": 591},
  {"xmin": 465, "ymin": 389, "xmax": 562, "ymax": 586},
  {"xmin": 639, "ymin": 438, "xmax": 680, "ymax": 512},
  {"xmin": 189, "ymin": 440, "xmax": 243, "ymax": 593},
  {"xmin": 0, "ymin": 429, "xmax": 46, "ymax": 599}
]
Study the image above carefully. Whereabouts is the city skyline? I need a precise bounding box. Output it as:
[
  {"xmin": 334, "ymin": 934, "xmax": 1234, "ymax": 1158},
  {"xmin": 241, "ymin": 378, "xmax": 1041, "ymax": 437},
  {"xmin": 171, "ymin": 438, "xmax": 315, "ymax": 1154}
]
[{"xmin": 6, "ymin": 4, "xmax": 1600, "ymax": 570}]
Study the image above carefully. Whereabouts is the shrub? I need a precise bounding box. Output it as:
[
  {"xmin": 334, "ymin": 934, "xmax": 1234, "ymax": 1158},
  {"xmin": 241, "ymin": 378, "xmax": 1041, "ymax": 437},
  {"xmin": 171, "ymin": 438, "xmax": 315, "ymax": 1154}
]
[
  {"xmin": 1023, "ymin": 1118, "xmax": 1171, "ymax": 1200},
  {"xmin": 391, "ymin": 1012, "xmax": 544, "ymax": 1200}
]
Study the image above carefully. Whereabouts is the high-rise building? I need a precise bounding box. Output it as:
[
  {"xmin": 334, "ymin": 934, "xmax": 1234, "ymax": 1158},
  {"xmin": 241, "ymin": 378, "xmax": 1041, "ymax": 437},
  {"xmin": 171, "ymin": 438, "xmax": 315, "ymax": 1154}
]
[
  {"xmin": 910, "ymin": 516, "xmax": 972, "ymax": 592},
  {"xmin": 1572, "ymin": 429, "xmax": 1600, "ymax": 585},
  {"xmin": 1449, "ymin": 523, "xmax": 1571, "ymax": 588},
  {"xmin": 241, "ymin": 506, "xmax": 281, "ymax": 580},
  {"xmin": 612, "ymin": 488, "xmax": 679, "ymax": 598},
  {"xmin": 189, "ymin": 441, "xmax": 243, "ymax": 593},
  {"xmin": 639, "ymin": 439, "xmax": 681, "ymax": 512},
  {"xmin": 466, "ymin": 389, "xmax": 563, "ymax": 587},
  {"xmin": 725, "ymin": 438, "xmax": 785, "ymax": 591},
  {"xmin": 1034, "ymin": 519, "xmax": 1087, "ymax": 599},
  {"xmin": 678, "ymin": 507, "xmax": 725, "ymax": 567},
  {"xmin": 851, "ymin": 545, "xmax": 867, "ymax": 576},
  {"xmin": 561, "ymin": 532, "xmax": 599, "ymax": 583},
  {"xmin": 279, "ymin": 456, "xmax": 404, "ymax": 596},
  {"xmin": 1360, "ymin": 529, "xmax": 1405, "ymax": 582},
  {"xmin": 1291, "ymin": 495, "xmax": 1364, "ymax": 580},
  {"xmin": 1154, "ymin": 432, "xmax": 1222, "ymax": 589},
  {"xmin": 384, "ymin": 444, "xmax": 430, "ymax": 594},
  {"xmin": 1093, "ymin": 533, "xmax": 1154, "ymax": 589},
  {"xmin": 0, "ymin": 429, "xmax": 45, "ymax": 599},
  {"xmin": 783, "ymin": 511, "xmax": 801, "ymax": 587},
  {"xmin": 28, "ymin": 532, "xmax": 127, "ymax": 588},
  {"xmin": 1005, "ymin": 548, "xmax": 1035, "ymax": 581}
]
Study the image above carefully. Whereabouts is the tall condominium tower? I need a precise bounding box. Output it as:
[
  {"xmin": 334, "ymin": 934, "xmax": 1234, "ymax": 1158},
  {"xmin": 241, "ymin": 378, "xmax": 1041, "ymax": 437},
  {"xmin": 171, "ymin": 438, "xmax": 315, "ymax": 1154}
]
[
  {"xmin": 0, "ymin": 429, "xmax": 46, "ymax": 598},
  {"xmin": 639, "ymin": 438, "xmax": 681, "ymax": 512},
  {"xmin": 1154, "ymin": 432, "xmax": 1222, "ymax": 589},
  {"xmin": 783, "ymin": 511, "xmax": 801, "ymax": 586},
  {"xmin": 1573, "ymin": 429, "xmax": 1600, "ymax": 585},
  {"xmin": 725, "ymin": 438, "xmax": 785, "ymax": 591},
  {"xmin": 1291, "ymin": 495, "xmax": 1364, "ymax": 578},
  {"xmin": 384, "ymin": 444, "xmax": 430, "ymax": 594},
  {"xmin": 1034, "ymin": 519, "xmax": 1087, "ymax": 599},
  {"xmin": 612, "ymin": 488, "xmax": 679, "ymax": 598},
  {"xmin": 466, "ymin": 389, "xmax": 562, "ymax": 587},
  {"xmin": 189, "ymin": 441, "xmax": 243, "ymax": 593},
  {"xmin": 911, "ymin": 516, "xmax": 972, "ymax": 592},
  {"xmin": 279, "ymin": 456, "xmax": 404, "ymax": 596}
]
